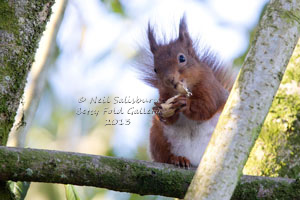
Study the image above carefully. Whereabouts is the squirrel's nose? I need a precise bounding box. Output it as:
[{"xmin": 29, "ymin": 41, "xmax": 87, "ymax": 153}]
[
  {"xmin": 170, "ymin": 78, "xmax": 175, "ymax": 85},
  {"xmin": 164, "ymin": 77, "xmax": 177, "ymax": 88}
]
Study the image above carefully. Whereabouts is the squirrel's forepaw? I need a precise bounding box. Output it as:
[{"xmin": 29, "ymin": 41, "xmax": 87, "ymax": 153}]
[
  {"xmin": 153, "ymin": 102, "xmax": 166, "ymax": 122},
  {"xmin": 169, "ymin": 155, "xmax": 191, "ymax": 168},
  {"xmin": 170, "ymin": 95, "xmax": 187, "ymax": 112},
  {"xmin": 153, "ymin": 95, "xmax": 187, "ymax": 121},
  {"xmin": 153, "ymin": 101, "xmax": 175, "ymax": 119},
  {"xmin": 153, "ymin": 102, "xmax": 162, "ymax": 114}
]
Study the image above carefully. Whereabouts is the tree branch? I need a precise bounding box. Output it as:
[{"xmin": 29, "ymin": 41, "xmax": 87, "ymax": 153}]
[
  {"xmin": 0, "ymin": 1, "xmax": 55, "ymax": 198},
  {"xmin": 185, "ymin": 0, "xmax": 300, "ymax": 199},
  {"xmin": 0, "ymin": 0, "xmax": 55, "ymax": 145},
  {"xmin": 0, "ymin": 146, "xmax": 298, "ymax": 199},
  {"xmin": 8, "ymin": 0, "xmax": 68, "ymax": 148}
]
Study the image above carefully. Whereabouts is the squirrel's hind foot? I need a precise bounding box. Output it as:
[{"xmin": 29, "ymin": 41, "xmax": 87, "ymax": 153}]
[{"xmin": 169, "ymin": 155, "xmax": 191, "ymax": 169}]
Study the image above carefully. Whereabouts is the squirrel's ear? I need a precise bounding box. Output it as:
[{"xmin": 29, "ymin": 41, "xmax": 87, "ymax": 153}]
[
  {"xmin": 148, "ymin": 23, "xmax": 158, "ymax": 54},
  {"xmin": 179, "ymin": 15, "xmax": 192, "ymax": 47}
]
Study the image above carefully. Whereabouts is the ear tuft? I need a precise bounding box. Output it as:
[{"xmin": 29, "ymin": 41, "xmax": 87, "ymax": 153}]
[
  {"xmin": 148, "ymin": 22, "xmax": 158, "ymax": 54},
  {"xmin": 178, "ymin": 15, "xmax": 192, "ymax": 47}
]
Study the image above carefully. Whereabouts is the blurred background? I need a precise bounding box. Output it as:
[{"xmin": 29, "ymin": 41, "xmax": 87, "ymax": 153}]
[{"xmin": 7, "ymin": 0, "xmax": 268, "ymax": 199}]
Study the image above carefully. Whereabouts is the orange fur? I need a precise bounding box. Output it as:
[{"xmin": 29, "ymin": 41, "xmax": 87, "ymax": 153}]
[
  {"xmin": 136, "ymin": 16, "xmax": 236, "ymax": 167},
  {"xmin": 149, "ymin": 116, "xmax": 172, "ymax": 163}
]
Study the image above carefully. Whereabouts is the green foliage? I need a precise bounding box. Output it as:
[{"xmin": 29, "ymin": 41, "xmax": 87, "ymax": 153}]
[
  {"xmin": 0, "ymin": 181, "xmax": 14, "ymax": 200},
  {"xmin": 101, "ymin": 0, "xmax": 126, "ymax": 16},
  {"xmin": 281, "ymin": 44, "xmax": 300, "ymax": 84},
  {"xmin": 65, "ymin": 185, "xmax": 81, "ymax": 200},
  {"xmin": 129, "ymin": 193, "xmax": 171, "ymax": 200},
  {"xmin": 8, "ymin": 181, "xmax": 30, "ymax": 200}
]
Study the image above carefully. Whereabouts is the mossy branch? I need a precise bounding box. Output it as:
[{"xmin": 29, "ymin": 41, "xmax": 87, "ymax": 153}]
[
  {"xmin": 8, "ymin": 0, "xmax": 67, "ymax": 148},
  {"xmin": 0, "ymin": 0, "xmax": 55, "ymax": 146},
  {"xmin": 185, "ymin": 0, "xmax": 300, "ymax": 199},
  {"xmin": 0, "ymin": 1, "xmax": 55, "ymax": 198},
  {"xmin": 0, "ymin": 146, "xmax": 298, "ymax": 199}
]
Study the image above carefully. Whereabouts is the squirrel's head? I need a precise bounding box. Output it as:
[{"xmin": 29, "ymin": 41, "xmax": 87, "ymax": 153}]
[{"xmin": 147, "ymin": 16, "xmax": 213, "ymax": 94}]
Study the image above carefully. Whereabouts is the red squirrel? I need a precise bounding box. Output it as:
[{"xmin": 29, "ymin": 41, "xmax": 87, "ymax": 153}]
[{"xmin": 136, "ymin": 16, "xmax": 236, "ymax": 168}]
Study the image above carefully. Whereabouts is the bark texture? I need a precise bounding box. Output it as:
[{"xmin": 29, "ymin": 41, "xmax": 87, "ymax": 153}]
[
  {"xmin": 244, "ymin": 39, "xmax": 300, "ymax": 179},
  {"xmin": 8, "ymin": 0, "xmax": 67, "ymax": 148},
  {"xmin": 0, "ymin": 146, "xmax": 298, "ymax": 199},
  {"xmin": 0, "ymin": 0, "xmax": 55, "ymax": 146},
  {"xmin": 185, "ymin": 0, "xmax": 300, "ymax": 199},
  {"xmin": 0, "ymin": 1, "xmax": 55, "ymax": 198}
]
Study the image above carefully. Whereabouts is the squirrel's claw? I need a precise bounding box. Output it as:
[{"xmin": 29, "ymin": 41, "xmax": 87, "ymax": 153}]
[
  {"xmin": 170, "ymin": 96, "xmax": 187, "ymax": 111},
  {"xmin": 153, "ymin": 95, "xmax": 187, "ymax": 119},
  {"xmin": 169, "ymin": 155, "xmax": 191, "ymax": 168}
]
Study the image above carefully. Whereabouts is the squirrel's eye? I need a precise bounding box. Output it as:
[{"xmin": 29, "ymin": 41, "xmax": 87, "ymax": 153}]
[
  {"xmin": 154, "ymin": 68, "xmax": 157, "ymax": 73},
  {"xmin": 179, "ymin": 55, "xmax": 185, "ymax": 63},
  {"xmin": 177, "ymin": 53, "xmax": 187, "ymax": 65}
]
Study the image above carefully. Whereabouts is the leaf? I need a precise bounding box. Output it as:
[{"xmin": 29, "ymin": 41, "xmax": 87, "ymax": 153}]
[
  {"xmin": 8, "ymin": 181, "xmax": 30, "ymax": 200},
  {"xmin": 65, "ymin": 184, "xmax": 81, "ymax": 200},
  {"xmin": 100, "ymin": 0, "xmax": 126, "ymax": 16}
]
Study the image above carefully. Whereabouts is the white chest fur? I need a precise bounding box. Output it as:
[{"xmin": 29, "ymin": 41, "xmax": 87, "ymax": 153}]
[{"xmin": 163, "ymin": 113, "xmax": 220, "ymax": 167}]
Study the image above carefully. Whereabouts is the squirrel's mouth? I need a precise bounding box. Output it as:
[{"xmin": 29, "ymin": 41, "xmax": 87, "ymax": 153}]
[{"xmin": 175, "ymin": 81, "xmax": 193, "ymax": 97}]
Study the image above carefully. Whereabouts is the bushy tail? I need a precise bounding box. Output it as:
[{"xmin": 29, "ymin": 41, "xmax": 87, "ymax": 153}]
[
  {"xmin": 213, "ymin": 64, "xmax": 238, "ymax": 92},
  {"xmin": 198, "ymin": 48, "xmax": 238, "ymax": 92},
  {"xmin": 132, "ymin": 45, "xmax": 158, "ymax": 88}
]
